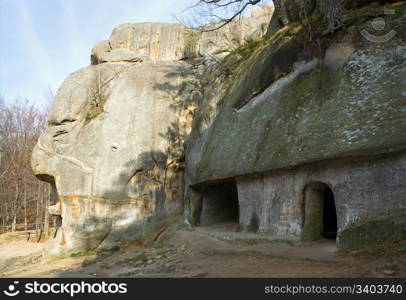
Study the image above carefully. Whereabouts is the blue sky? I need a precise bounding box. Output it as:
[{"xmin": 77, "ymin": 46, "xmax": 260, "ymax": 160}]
[
  {"xmin": 0, "ymin": 0, "xmax": 266, "ymax": 109},
  {"xmin": 0, "ymin": 0, "xmax": 198, "ymax": 108}
]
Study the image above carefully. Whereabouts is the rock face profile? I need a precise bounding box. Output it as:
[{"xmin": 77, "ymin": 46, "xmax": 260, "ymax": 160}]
[
  {"xmin": 31, "ymin": 61, "xmax": 196, "ymax": 254},
  {"xmin": 32, "ymin": 2, "xmax": 406, "ymax": 255}
]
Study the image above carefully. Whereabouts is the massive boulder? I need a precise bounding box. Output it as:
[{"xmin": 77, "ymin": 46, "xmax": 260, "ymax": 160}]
[
  {"xmin": 32, "ymin": 7, "xmax": 273, "ymax": 255},
  {"xmin": 32, "ymin": 61, "xmax": 198, "ymax": 254}
]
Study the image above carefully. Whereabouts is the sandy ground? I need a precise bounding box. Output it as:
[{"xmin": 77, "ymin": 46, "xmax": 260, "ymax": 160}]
[{"xmin": 0, "ymin": 223, "xmax": 405, "ymax": 278}]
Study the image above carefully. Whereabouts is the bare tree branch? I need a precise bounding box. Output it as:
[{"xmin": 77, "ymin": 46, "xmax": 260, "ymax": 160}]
[
  {"xmin": 180, "ymin": 0, "xmax": 264, "ymax": 31},
  {"xmin": 203, "ymin": 0, "xmax": 261, "ymax": 31}
]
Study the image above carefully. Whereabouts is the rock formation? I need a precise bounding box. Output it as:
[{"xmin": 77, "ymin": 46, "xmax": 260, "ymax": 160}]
[
  {"xmin": 91, "ymin": 9, "xmax": 273, "ymax": 65},
  {"xmin": 31, "ymin": 6, "xmax": 273, "ymax": 254},
  {"xmin": 186, "ymin": 1, "xmax": 406, "ymax": 248},
  {"xmin": 31, "ymin": 61, "xmax": 197, "ymax": 254},
  {"xmin": 32, "ymin": 1, "xmax": 405, "ymax": 255}
]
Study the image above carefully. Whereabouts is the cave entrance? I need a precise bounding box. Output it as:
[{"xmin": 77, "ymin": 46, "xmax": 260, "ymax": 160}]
[
  {"xmin": 199, "ymin": 180, "xmax": 239, "ymax": 226},
  {"xmin": 34, "ymin": 174, "xmax": 62, "ymax": 237},
  {"xmin": 302, "ymin": 183, "xmax": 337, "ymax": 241}
]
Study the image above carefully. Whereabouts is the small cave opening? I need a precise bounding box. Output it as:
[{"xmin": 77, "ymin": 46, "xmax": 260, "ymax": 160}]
[
  {"xmin": 322, "ymin": 187, "xmax": 337, "ymax": 239},
  {"xmin": 35, "ymin": 174, "xmax": 62, "ymax": 231},
  {"xmin": 302, "ymin": 182, "xmax": 338, "ymax": 241},
  {"xmin": 198, "ymin": 180, "xmax": 239, "ymax": 226}
]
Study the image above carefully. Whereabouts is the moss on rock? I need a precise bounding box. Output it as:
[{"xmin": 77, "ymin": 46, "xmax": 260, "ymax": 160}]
[
  {"xmin": 338, "ymin": 211, "xmax": 406, "ymax": 249},
  {"xmin": 189, "ymin": 4, "xmax": 406, "ymax": 184}
]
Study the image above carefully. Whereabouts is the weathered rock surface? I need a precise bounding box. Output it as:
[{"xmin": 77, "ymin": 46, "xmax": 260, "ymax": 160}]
[
  {"xmin": 188, "ymin": 38, "xmax": 406, "ymax": 183},
  {"xmin": 91, "ymin": 23, "xmax": 187, "ymax": 64},
  {"xmin": 32, "ymin": 2, "xmax": 405, "ymax": 255},
  {"xmin": 186, "ymin": 2, "xmax": 406, "ymax": 247},
  {"xmin": 32, "ymin": 6, "xmax": 272, "ymax": 255},
  {"xmin": 32, "ymin": 61, "xmax": 199, "ymax": 254},
  {"xmin": 91, "ymin": 6, "xmax": 273, "ymax": 64},
  {"xmin": 196, "ymin": 7, "xmax": 273, "ymax": 57}
]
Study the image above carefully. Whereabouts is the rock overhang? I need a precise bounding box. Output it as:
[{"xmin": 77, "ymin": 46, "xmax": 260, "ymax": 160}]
[{"xmin": 187, "ymin": 12, "xmax": 406, "ymax": 185}]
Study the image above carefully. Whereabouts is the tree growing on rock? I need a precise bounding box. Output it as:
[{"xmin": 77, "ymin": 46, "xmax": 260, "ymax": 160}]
[{"xmin": 186, "ymin": 0, "xmax": 352, "ymax": 35}]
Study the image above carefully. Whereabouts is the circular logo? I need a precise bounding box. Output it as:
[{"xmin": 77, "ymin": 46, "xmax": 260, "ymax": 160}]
[
  {"xmin": 371, "ymin": 17, "xmax": 386, "ymax": 31},
  {"xmin": 3, "ymin": 282, "xmax": 20, "ymax": 297},
  {"xmin": 361, "ymin": 9, "xmax": 397, "ymax": 43}
]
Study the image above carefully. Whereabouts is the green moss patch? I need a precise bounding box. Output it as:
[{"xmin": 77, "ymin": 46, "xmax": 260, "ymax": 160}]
[{"xmin": 338, "ymin": 213, "xmax": 406, "ymax": 250}]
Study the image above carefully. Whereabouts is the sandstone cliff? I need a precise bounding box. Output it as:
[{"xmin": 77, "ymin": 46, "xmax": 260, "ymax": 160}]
[
  {"xmin": 185, "ymin": 1, "xmax": 406, "ymax": 248},
  {"xmin": 31, "ymin": 7, "xmax": 273, "ymax": 254},
  {"xmin": 31, "ymin": 1, "xmax": 405, "ymax": 254}
]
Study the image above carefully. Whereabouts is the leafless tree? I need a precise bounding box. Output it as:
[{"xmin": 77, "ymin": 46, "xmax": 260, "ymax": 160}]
[{"xmin": 0, "ymin": 96, "xmax": 52, "ymax": 238}]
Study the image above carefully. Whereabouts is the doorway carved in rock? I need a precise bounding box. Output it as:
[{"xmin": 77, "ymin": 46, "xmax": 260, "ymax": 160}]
[
  {"xmin": 302, "ymin": 182, "xmax": 337, "ymax": 241},
  {"xmin": 198, "ymin": 180, "xmax": 239, "ymax": 226}
]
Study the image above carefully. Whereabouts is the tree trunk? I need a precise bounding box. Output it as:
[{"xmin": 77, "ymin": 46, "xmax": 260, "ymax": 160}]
[
  {"xmin": 5, "ymin": 201, "xmax": 8, "ymax": 232},
  {"xmin": 11, "ymin": 214, "xmax": 17, "ymax": 232},
  {"xmin": 266, "ymin": 0, "xmax": 340, "ymax": 37},
  {"xmin": 12, "ymin": 179, "xmax": 19, "ymax": 232},
  {"xmin": 35, "ymin": 182, "xmax": 40, "ymax": 236},
  {"xmin": 24, "ymin": 183, "xmax": 27, "ymax": 231},
  {"xmin": 43, "ymin": 184, "xmax": 50, "ymax": 238}
]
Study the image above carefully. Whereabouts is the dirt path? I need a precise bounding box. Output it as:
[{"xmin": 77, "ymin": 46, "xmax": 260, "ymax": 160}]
[{"xmin": 0, "ymin": 224, "xmax": 404, "ymax": 278}]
